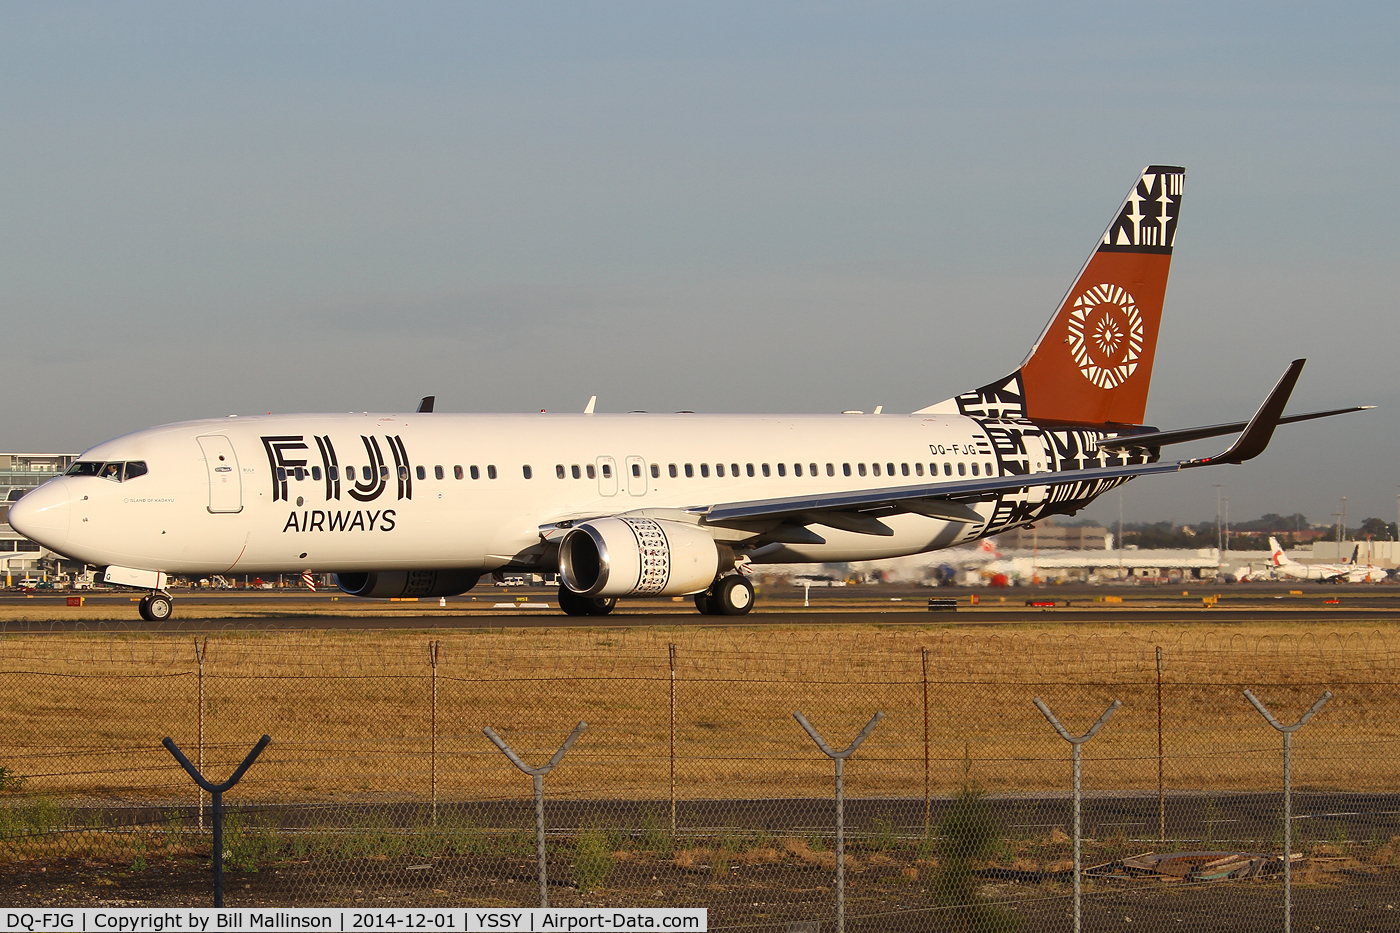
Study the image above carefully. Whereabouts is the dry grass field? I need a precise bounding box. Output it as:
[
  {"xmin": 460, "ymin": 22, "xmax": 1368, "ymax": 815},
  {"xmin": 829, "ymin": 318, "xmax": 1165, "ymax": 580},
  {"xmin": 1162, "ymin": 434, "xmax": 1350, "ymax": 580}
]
[{"xmin": 2, "ymin": 619, "xmax": 1398, "ymax": 806}]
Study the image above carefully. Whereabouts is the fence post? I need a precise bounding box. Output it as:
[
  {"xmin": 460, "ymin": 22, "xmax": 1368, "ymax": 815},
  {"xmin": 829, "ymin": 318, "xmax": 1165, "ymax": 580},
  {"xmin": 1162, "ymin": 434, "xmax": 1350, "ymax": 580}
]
[
  {"xmin": 1034, "ymin": 697, "xmax": 1121, "ymax": 933},
  {"xmin": 429, "ymin": 640, "xmax": 440, "ymax": 826},
  {"xmin": 793, "ymin": 710, "xmax": 884, "ymax": 933},
  {"xmin": 1156, "ymin": 645, "xmax": 1164, "ymax": 844},
  {"xmin": 921, "ymin": 646, "xmax": 930, "ymax": 835},
  {"xmin": 162, "ymin": 734, "xmax": 271, "ymax": 907},
  {"xmin": 483, "ymin": 722, "xmax": 587, "ymax": 908},
  {"xmin": 1244, "ymin": 688, "xmax": 1332, "ymax": 933},
  {"xmin": 194, "ymin": 637, "xmax": 208, "ymax": 832},
  {"xmin": 669, "ymin": 643, "xmax": 677, "ymax": 835}
]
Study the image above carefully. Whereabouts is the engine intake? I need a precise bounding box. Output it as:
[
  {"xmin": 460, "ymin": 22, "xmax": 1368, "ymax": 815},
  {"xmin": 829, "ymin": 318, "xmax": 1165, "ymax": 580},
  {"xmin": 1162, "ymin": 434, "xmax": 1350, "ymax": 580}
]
[
  {"xmin": 334, "ymin": 569, "xmax": 480, "ymax": 599},
  {"xmin": 559, "ymin": 517, "xmax": 720, "ymax": 598}
]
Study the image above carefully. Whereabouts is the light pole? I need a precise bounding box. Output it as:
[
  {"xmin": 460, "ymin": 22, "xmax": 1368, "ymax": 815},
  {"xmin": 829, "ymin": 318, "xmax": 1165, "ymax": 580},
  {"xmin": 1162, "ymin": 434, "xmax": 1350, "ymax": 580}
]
[
  {"xmin": 1213, "ymin": 484, "xmax": 1225, "ymax": 554},
  {"xmin": 1341, "ymin": 496, "xmax": 1348, "ymax": 545},
  {"xmin": 1224, "ymin": 496, "xmax": 1230, "ymax": 553}
]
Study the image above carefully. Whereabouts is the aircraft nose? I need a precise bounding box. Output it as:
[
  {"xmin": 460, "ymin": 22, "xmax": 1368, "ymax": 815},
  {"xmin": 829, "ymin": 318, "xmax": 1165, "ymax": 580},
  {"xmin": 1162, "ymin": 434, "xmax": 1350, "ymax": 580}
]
[{"xmin": 8, "ymin": 478, "xmax": 71, "ymax": 551}]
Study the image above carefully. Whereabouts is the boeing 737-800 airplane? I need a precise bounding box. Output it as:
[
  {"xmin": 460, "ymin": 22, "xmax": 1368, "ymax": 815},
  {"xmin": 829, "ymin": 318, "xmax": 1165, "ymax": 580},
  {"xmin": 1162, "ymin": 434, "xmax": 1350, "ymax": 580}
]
[{"xmin": 9, "ymin": 166, "xmax": 1371, "ymax": 620}]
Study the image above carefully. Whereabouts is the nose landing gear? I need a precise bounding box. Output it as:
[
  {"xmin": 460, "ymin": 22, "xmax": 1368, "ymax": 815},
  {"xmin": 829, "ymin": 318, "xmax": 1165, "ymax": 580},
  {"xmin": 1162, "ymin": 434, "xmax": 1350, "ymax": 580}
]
[
  {"xmin": 557, "ymin": 585, "xmax": 617, "ymax": 616},
  {"xmin": 138, "ymin": 592, "xmax": 173, "ymax": 622}
]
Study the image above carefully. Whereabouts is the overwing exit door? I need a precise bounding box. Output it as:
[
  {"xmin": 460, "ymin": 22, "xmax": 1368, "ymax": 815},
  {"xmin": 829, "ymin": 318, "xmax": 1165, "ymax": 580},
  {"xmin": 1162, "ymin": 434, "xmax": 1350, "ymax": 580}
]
[
  {"xmin": 596, "ymin": 456, "xmax": 618, "ymax": 496},
  {"xmin": 625, "ymin": 456, "xmax": 648, "ymax": 496},
  {"xmin": 197, "ymin": 435, "xmax": 243, "ymax": 513}
]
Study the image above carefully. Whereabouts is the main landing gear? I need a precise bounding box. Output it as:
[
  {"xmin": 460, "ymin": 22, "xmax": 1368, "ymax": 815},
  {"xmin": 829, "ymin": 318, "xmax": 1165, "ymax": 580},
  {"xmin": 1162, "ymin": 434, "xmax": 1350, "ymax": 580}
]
[
  {"xmin": 138, "ymin": 592, "xmax": 174, "ymax": 622},
  {"xmin": 557, "ymin": 586, "xmax": 618, "ymax": 617},
  {"xmin": 694, "ymin": 574, "xmax": 754, "ymax": 616}
]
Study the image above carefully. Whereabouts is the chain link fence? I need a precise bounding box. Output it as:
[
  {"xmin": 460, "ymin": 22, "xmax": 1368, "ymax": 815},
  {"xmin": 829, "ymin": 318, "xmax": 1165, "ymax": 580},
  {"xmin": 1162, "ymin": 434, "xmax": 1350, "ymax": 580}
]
[{"xmin": 4, "ymin": 626, "xmax": 1400, "ymax": 930}]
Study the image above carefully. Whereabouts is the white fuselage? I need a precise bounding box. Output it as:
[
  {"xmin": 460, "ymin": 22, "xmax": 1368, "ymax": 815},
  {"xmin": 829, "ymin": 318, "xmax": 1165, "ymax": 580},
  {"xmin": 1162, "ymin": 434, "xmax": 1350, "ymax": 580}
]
[{"xmin": 17, "ymin": 411, "xmax": 1132, "ymax": 576}]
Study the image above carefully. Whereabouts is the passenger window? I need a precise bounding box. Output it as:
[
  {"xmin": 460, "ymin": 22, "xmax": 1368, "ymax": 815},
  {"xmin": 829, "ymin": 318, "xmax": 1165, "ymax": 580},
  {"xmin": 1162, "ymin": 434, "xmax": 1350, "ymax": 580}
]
[
  {"xmin": 651, "ymin": 464, "xmax": 660, "ymax": 478},
  {"xmin": 794, "ymin": 463, "xmax": 803, "ymax": 477},
  {"xmin": 349, "ymin": 466, "xmax": 358, "ymax": 481},
  {"xmin": 416, "ymin": 465, "xmax": 427, "ymax": 480},
  {"xmin": 380, "ymin": 465, "xmax": 390, "ymax": 478},
  {"xmin": 276, "ymin": 467, "xmax": 286, "ymax": 482},
  {"xmin": 684, "ymin": 464, "xmax": 694, "ymax": 478},
  {"xmin": 124, "ymin": 461, "xmax": 148, "ymax": 480},
  {"xmin": 471, "ymin": 466, "xmax": 480, "ymax": 479},
  {"xmin": 731, "ymin": 463, "xmax": 739, "ymax": 477},
  {"xmin": 986, "ymin": 462, "xmax": 994, "ymax": 475},
  {"xmin": 631, "ymin": 463, "xmax": 642, "ymax": 477},
  {"xmin": 777, "ymin": 463, "xmax": 786, "ymax": 477},
  {"xmin": 556, "ymin": 464, "xmax": 566, "ymax": 479},
  {"xmin": 668, "ymin": 464, "xmax": 678, "ymax": 478},
  {"xmin": 944, "ymin": 463, "xmax": 952, "ymax": 476},
  {"xmin": 454, "ymin": 465, "xmax": 463, "ymax": 480},
  {"xmin": 887, "ymin": 462, "xmax": 895, "ymax": 476},
  {"xmin": 363, "ymin": 465, "xmax": 374, "ymax": 481},
  {"xmin": 487, "ymin": 465, "xmax": 498, "ymax": 479},
  {"xmin": 843, "ymin": 463, "xmax": 851, "ymax": 476},
  {"xmin": 871, "ymin": 463, "xmax": 880, "ymax": 477},
  {"xmin": 716, "ymin": 464, "xmax": 725, "ymax": 477},
  {"xmin": 522, "ymin": 465, "xmax": 532, "ymax": 479},
  {"xmin": 970, "ymin": 463, "xmax": 979, "ymax": 476},
  {"xmin": 294, "ymin": 467, "xmax": 306, "ymax": 482},
  {"xmin": 857, "ymin": 463, "xmax": 866, "ymax": 477},
  {"xmin": 312, "ymin": 466, "xmax": 322, "ymax": 481},
  {"xmin": 601, "ymin": 464, "xmax": 611, "ymax": 478},
  {"xmin": 435, "ymin": 465, "xmax": 444, "ymax": 480},
  {"xmin": 572, "ymin": 465, "xmax": 582, "ymax": 479},
  {"xmin": 827, "ymin": 463, "xmax": 835, "ymax": 476},
  {"xmin": 747, "ymin": 464, "xmax": 755, "ymax": 477},
  {"xmin": 914, "ymin": 463, "xmax": 923, "ymax": 476},
  {"xmin": 762, "ymin": 464, "xmax": 771, "ymax": 477},
  {"xmin": 700, "ymin": 463, "xmax": 710, "ymax": 477},
  {"xmin": 958, "ymin": 463, "xmax": 966, "ymax": 476},
  {"xmin": 587, "ymin": 464, "xmax": 597, "ymax": 479},
  {"xmin": 398, "ymin": 466, "xmax": 408, "ymax": 481}
]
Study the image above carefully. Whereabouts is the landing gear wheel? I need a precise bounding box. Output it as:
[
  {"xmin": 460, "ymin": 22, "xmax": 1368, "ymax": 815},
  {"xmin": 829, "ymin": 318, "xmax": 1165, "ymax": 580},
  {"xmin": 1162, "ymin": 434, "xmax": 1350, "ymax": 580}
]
[
  {"xmin": 558, "ymin": 586, "xmax": 617, "ymax": 617},
  {"xmin": 693, "ymin": 592, "xmax": 716, "ymax": 615},
  {"xmin": 712, "ymin": 575, "xmax": 755, "ymax": 615},
  {"xmin": 138, "ymin": 593, "xmax": 173, "ymax": 622}
]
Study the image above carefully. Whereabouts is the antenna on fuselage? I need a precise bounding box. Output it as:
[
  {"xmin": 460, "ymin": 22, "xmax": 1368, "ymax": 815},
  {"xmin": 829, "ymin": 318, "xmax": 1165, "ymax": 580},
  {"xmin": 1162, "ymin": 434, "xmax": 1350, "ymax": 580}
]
[
  {"xmin": 584, "ymin": 396, "xmax": 597, "ymax": 414},
  {"xmin": 417, "ymin": 396, "xmax": 435, "ymax": 413}
]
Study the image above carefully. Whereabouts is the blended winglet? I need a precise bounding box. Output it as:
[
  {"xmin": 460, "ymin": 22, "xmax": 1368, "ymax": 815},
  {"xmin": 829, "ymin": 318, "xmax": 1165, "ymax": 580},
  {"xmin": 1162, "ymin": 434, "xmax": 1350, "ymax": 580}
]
[{"xmin": 1187, "ymin": 360, "xmax": 1304, "ymax": 466}]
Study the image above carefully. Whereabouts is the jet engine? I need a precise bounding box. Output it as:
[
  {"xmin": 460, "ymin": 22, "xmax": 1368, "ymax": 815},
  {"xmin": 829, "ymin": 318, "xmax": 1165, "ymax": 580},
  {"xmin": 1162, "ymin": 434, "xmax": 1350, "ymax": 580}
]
[
  {"xmin": 559, "ymin": 517, "xmax": 720, "ymax": 598},
  {"xmin": 334, "ymin": 569, "xmax": 480, "ymax": 599}
]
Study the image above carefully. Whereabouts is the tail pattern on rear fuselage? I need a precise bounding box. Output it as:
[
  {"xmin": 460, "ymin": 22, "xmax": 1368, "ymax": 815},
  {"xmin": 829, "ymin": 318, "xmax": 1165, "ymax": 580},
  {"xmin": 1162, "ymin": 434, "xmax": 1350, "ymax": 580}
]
[{"xmin": 921, "ymin": 165, "xmax": 1185, "ymax": 427}]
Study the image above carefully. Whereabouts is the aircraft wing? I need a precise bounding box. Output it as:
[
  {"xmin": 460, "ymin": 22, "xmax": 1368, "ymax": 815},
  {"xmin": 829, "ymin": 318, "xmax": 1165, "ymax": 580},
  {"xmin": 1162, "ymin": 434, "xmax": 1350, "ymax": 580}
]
[{"xmin": 694, "ymin": 360, "xmax": 1310, "ymax": 534}]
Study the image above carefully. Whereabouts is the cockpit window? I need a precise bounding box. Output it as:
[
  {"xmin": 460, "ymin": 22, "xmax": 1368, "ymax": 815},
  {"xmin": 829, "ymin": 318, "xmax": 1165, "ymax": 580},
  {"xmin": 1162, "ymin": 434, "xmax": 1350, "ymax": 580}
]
[{"xmin": 66, "ymin": 460, "xmax": 147, "ymax": 482}]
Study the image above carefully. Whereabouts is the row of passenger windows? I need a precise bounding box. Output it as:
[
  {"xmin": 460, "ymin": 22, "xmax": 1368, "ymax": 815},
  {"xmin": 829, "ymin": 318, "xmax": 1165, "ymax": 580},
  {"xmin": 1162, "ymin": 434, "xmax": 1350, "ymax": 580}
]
[{"xmin": 279, "ymin": 460, "xmax": 999, "ymax": 483}]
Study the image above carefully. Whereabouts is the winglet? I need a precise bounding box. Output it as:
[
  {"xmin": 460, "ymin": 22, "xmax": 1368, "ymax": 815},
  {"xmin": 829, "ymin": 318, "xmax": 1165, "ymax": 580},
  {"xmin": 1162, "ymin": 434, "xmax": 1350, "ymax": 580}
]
[
  {"xmin": 417, "ymin": 396, "xmax": 435, "ymax": 413},
  {"xmin": 1188, "ymin": 360, "xmax": 1304, "ymax": 466},
  {"xmin": 584, "ymin": 395, "xmax": 597, "ymax": 415}
]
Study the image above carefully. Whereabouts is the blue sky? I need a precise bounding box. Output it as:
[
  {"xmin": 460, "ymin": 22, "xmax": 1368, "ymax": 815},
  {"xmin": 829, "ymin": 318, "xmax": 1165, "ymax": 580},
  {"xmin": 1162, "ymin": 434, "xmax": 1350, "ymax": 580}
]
[{"xmin": 2, "ymin": 2, "xmax": 1397, "ymax": 528}]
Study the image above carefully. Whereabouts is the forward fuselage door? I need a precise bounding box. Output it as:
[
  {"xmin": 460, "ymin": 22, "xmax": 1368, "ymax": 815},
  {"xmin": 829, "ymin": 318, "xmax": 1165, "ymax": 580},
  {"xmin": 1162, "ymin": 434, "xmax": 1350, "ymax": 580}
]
[
  {"xmin": 197, "ymin": 435, "xmax": 243, "ymax": 513},
  {"xmin": 596, "ymin": 456, "xmax": 618, "ymax": 496},
  {"xmin": 625, "ymin": 456, "xmax": 647, "ymax": 496}
]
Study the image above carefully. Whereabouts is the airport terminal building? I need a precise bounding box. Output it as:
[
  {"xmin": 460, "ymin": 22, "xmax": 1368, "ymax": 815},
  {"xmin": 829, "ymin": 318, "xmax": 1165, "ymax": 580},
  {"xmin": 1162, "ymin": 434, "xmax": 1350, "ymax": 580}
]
[{"xmin": 0, "ymin": 452, "xmax": 75, "ymax": 582}]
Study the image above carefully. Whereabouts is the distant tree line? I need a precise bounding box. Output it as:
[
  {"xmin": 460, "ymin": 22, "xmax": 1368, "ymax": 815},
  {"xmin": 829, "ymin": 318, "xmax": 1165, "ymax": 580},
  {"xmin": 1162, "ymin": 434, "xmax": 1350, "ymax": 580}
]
[{"xmin": 1114, "ymin": 513, "xmax": 1398, "ymax": 550}]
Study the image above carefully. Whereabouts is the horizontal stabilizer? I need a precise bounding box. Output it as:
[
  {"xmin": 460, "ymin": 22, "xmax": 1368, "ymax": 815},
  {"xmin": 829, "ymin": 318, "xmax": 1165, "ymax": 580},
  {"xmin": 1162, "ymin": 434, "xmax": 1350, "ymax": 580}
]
[{"xmin": 1099, "ymin": 404, "xmax": 1374, "ymax": 450}]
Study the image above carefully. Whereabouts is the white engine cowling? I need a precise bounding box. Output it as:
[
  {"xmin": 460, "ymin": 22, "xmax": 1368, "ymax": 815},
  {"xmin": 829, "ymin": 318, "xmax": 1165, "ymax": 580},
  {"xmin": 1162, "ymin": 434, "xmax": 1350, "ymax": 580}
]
[
  {"xmin": 559, "ymin": 518, "xmax": 720, "ymax": 598},
  {"xmin": 334, "ymin": 569, "xmax": 480, "ymax": 599}
]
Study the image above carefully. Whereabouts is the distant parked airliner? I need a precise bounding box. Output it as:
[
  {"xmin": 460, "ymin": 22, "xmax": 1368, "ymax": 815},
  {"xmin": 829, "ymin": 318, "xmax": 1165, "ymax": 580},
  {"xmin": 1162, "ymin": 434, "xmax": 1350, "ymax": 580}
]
[{"xmin": 10, "ymin": 166, "xmax": 1371, "ymax": 620}]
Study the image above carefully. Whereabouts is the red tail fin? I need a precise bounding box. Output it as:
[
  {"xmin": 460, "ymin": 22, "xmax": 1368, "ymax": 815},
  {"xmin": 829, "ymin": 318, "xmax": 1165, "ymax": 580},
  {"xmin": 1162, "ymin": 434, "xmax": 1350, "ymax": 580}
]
[{"xmin": 921, "ymin": 166, "xmax": 1184, "ymax": 426}]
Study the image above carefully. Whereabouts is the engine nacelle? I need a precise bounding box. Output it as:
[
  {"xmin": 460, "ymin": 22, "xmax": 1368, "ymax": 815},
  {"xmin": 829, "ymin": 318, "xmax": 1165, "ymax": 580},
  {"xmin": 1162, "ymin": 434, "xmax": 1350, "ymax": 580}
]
[
  {"xmin": 334, "ymin": 569, "xmax": 480, "ymax": 599},
  {"xmin": 559, "ymin": 517, "xmax": 720, "ymax": 598}
]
